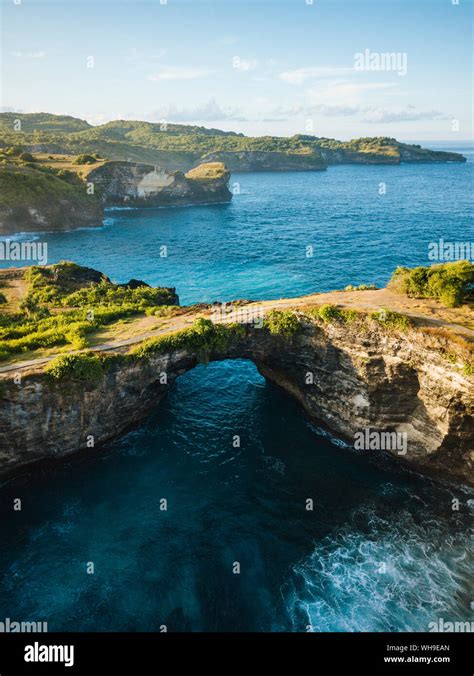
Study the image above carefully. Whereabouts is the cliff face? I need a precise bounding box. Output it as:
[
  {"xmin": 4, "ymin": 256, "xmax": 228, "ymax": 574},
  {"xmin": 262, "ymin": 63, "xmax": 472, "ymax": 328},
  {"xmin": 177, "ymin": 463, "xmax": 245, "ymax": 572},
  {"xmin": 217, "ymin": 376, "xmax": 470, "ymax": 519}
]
[
  {"xmin": 0, "ymin": 317, "xmax": 472, "ymax": 485},
  {"xmin": 0, "ymin": 167, "xmax": 103, "ymax": 234},
  {"xmin": 199, "ymin": 151, "xmax": 327, "ymax": 172},
  {"xmin": 319, "ymin": 148, "xmax": 399, "ymax": 165},
  {"xmin": 2, "ymin": 114, "xmax": 466, "ymax": 172},
  {"xmin": 0, "ymin": 160, "xmax": 232, "ymax": 234},
  {"xmin": 316, "ymin": 144, "xmax": 466, "ymax": 166},
  {"xmin": 88, "ymin": 161, "xmax": 232, "ymax": 206},
  {"xmin": 0, "ymin": 200, "xmax": 103, "ymax": 234}
]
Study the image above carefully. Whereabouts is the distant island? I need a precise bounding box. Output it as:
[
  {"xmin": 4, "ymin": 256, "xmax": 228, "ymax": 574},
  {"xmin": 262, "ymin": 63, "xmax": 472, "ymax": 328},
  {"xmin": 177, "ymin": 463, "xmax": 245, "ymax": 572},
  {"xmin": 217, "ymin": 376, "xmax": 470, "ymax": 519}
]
[
  {"xmin": 0, "ymin": 112, "xmax": 467, "ymax": 234},
  {"xmin": 0, "ymin": 112, "xmax": 466, "ymax": 170}
]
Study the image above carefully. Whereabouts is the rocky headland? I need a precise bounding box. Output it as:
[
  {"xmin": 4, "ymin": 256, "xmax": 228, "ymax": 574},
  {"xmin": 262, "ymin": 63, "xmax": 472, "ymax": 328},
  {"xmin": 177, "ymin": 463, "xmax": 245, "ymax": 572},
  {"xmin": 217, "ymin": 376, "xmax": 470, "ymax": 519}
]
[{"xmin": 0, "ymin": 156, "xmax": 232, "ymax": 234}]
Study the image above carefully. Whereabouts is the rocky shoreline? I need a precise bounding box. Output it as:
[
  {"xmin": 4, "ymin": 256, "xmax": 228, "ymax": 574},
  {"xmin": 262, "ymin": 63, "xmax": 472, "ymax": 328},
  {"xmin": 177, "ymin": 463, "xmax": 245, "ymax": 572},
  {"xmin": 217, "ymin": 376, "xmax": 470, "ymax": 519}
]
[{"xmin": 0, "ymin": 160, "xmax": 232, "ymax": 235}]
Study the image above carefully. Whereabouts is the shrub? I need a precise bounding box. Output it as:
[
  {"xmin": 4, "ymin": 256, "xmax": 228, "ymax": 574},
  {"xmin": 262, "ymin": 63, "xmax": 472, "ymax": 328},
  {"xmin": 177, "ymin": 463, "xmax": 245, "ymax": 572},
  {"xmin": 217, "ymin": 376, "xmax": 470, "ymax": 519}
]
[
  {"xmin": 19, "ymin": 152, "xmax": 34, "ymax": 162},
  {"xmin": 63, "ymin": 280, "xmax": 177, "ymax": 309},
  {"xmin": 463, "ymin": 362, "xmax": 473, "ymax": 376},
  {"xmin": 0, "ymin": 292, "xmax": 7, "ymax": 304},
  {"xmin": 305, "ymin": 304, "xmax": 360, "ymax": 325},
  {"xmin": 344, "ymin": 284, "xmax": 377, "ymax": 291},
  {"xmin": 389, "ymin": 261, "xmax": 474, "ymax": 307},
  {"xmin": 5, "ymin": 146, "xmax": 23, "ymax": 156},
  {"xmin": 340, "ymin": 308, "xmax": 359, "ymax": 323},
  {"xmin": 317, "ymin": 304, "xmax": 344, "ymax": 323},
  {"xmin": 371, "ymin": 309, "xmax": 411, "ymax": 331},
  {"xmin": 73, "ymin": 154, "xmax": 97, "ymax": 165},
  {"xmin": 45, "ymin": 353, "xmax": 104, "ymax": 382},
  {"xmin": 263, "ymin": 310, "xmax": 301, "ymax": 337},
  {"xmin": 130, "ymin": 318, "xmax": 245, "ymax": 362}
]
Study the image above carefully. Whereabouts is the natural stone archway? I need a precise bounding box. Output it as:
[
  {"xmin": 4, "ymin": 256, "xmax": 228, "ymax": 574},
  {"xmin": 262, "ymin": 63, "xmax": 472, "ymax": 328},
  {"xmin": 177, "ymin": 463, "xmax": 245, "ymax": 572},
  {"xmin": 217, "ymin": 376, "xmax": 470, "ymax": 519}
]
[{"xmin": 0, "ymin": 314, "xmax": 472, "ymax": 485}]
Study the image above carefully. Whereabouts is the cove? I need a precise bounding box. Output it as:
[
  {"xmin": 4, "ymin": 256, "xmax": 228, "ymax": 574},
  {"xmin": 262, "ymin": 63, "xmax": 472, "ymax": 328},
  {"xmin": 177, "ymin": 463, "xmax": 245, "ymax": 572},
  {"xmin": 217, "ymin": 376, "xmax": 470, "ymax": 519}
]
[{"xmin": 0, "ymin": 361, "xmax": 471, "ymax": 631}]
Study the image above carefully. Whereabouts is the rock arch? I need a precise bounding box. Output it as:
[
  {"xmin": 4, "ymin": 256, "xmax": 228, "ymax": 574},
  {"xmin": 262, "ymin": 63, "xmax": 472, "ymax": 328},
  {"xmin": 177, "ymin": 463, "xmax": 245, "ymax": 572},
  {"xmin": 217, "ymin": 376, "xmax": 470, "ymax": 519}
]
[{"xmin": 0, "ymin": 317, "xmax": 472, "ymax": 485}]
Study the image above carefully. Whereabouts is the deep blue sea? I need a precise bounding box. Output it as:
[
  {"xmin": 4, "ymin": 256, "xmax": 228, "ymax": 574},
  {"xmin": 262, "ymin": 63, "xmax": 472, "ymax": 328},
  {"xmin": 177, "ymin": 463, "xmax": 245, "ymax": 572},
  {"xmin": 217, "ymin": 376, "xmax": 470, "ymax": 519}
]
[{"xmin": 0, "ymin": 143, "xmax": 473, "ymax": 631}]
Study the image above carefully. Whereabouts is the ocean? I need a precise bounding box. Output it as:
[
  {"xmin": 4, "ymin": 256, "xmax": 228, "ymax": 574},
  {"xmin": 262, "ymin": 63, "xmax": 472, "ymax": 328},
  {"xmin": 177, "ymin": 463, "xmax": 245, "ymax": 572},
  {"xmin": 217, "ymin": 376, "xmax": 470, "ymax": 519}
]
[{"xmin": 0, "ymin": 143, "xmax": 472, "ymax": 631}]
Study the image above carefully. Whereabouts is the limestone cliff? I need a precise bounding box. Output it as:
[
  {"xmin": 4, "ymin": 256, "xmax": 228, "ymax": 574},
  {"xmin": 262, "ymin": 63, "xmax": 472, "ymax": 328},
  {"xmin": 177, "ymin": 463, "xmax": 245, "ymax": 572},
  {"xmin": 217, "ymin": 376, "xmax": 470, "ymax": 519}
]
[
  {"xmin": 88, "ymin": 161, "xmax": 232, "ymax": 206},
  {"xmin": 0, "ymin": 314, "xmax": 472, "ymax": 485},
  {"xmin": 0, "ymin": 159, "xmax": 232, "ymax": 235},
  {"xmin": 199, "ymin": 151, "xmax": 327, "ymax": 172},
  {"xmin": 0, "ymin": 166, "xmax": 103, "ymax": 234}
]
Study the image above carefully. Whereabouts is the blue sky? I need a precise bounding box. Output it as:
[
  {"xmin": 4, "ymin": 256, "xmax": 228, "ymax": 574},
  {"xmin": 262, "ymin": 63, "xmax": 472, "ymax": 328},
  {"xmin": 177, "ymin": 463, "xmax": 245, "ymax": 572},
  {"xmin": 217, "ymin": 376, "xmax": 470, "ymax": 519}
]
[{"xmin": 1, "ymin": 0, "xmax": 472, "ymax": 140}]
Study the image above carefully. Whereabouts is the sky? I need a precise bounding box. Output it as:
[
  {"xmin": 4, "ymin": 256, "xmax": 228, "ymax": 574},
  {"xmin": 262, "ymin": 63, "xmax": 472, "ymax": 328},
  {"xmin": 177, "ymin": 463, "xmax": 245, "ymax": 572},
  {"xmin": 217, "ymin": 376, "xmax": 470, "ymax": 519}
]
[{"xmin": 0, "ymin": 0, "xmax": 472, "ymax": 141}]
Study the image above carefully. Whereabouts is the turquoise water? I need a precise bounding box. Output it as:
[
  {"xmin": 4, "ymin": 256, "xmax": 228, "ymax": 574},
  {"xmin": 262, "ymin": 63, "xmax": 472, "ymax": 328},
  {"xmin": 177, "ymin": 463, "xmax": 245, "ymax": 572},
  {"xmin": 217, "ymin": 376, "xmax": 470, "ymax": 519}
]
[
  {"xmin": 0, "ymin": 145, "xmax": 473, "ymax": 631},
  {"xmin": 2, "ymin": 145, "xmax": 473, "ymax": 304}
]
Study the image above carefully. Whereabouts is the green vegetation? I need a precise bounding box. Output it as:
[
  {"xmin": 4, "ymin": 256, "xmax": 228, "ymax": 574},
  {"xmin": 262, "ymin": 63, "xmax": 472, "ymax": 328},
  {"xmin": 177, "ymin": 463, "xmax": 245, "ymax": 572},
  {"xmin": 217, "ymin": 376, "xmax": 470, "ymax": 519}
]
[
  {"xmin": 0, "ymin": 262, "xmax": 178, "ymax": 362},
  {"xmin": 185, "ymin": 162, "xmax": 228, "ymax": 180},
  {"xmin": 0, "ymin": 113, "xmax": 464, "ymax": 172},
  {"xmin": 63, "ymin": 279, "xmax": 176, "ymax": 309},
  {"xmin": 371, "ymin": 309, "xmax": 411, "ymax": 331},
  {"xmin": 344, "ymin": 283, "xmax": 377, "ymax": 291},
  {"xmin": 0, "ymin": 112, "xmax": 91, "ymax": 133},
  {"xmin": 263, "ymin": 310, "xmax": 301, "ymax": 337},
  {"xmin": 73, "ymin": 153, "xmax": 97, "ymax": 165},
  {"xmin": 0, "ymin": 156, "xmax": 101, "ymax": 236},
  {"xmin": 390, "ymin": 261, "xmax": 474, "ymax": 307},
  {"xmin": 303, "ymin": 303, "xmax": 409, "ymax": 331},
  {"xmin": 463, "ymin": 362, "xmax": 474, "ymax": 376},
  {"xmin": 45, "ymin": 352, "xmax": 106, "ymax": 382},
  {"xmin": 45, "ymin": 317, "xmax": 247, "ymax": 381},
  {"xmin": 0, "ymin": 293, "xmax": 6, "ymax": 304},
  {"xmin": 0, "ymin": 166, "xmax": 89, "ymax": 209},
  {"xmin": 131, "ymin": 317, "xmax": 245, "ymax": 363},
  {"xmin": 306, "ymin": 304, "xmax": 359, "ymax": 324},
  {"xmin": 23, "ymin": 262, "xmax": 106, "ymax": 305}
]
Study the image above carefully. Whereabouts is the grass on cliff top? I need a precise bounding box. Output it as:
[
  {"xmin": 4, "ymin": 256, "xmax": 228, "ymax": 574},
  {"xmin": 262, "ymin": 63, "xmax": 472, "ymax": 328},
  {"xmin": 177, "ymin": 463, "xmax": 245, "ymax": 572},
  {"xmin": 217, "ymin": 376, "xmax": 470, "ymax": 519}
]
[
  {"xmin": 0, "ymin": 165, "xmax": 91, "ymax": 209},
  {"xmin": 34, "ymin": 153, "xmax": 106, "ymax": 178},
  {"xmin": 0, "ymin": 147, "xmax": 106, "ymax": 179},
  {"xmin": 43, "ymin": 313, "xmax": 304, "ymax": 383},
  {"xmin": 389, "ymin": 260, "xmax": 474, "ymax": 308},
  {"xmin": 45, "ymin": 318, "xmax": 246, "ymax": 381},
  {"xmin": 302, "ymin": 302, "xmax": 411, "ymax": 332},
  {"xmin": 0, "ymin": 262, "xmax": 179, "ymax": 362},
  {"xmin": 185, "ymin": 162, "xmax": 228, "ymax": 181},
  {"xmin": 130, "ymin": 317, "xmax": 245, "ymax": 362},
  {"xmin": 27, "ymin": 299, "xmax": 474, "ymax": 383}
]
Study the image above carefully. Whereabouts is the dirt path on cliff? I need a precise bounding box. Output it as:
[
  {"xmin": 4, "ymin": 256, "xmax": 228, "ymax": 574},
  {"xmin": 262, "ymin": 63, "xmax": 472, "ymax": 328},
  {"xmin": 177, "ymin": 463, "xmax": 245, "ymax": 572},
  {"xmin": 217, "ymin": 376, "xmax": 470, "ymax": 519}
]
[{"xmin": 0, "ymin": 287, "xmax": 472, "ymax": 375}]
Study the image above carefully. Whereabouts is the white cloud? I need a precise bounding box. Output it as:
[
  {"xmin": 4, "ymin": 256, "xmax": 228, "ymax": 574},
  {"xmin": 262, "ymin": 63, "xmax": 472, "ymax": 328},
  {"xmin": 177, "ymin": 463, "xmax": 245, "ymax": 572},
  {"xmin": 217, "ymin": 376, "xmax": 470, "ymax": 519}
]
[
  {"xmin": 307, "ymin": 81, "xmax": 397, "ymax": 108},
  {"xmin": 310, "ymin": 104, "xmax": 361, "ymax": 117},
  {"xmin": 147, "ymin": 99, "xmax": 243, "ymax": 123},
  {"xmin": 279, "ymin": 67, "xmax": 355, "ymax": 85},
  {"xmin": 148, "ymin": 66, "xmax": 215, "ymax": 82},
  {"xmin": 362, "ymin": 108, "xmax": 448, "ymax": 123},
  {"xmin": 10, "ymin": 51, "xmax": 46, "ymax": 59}
]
